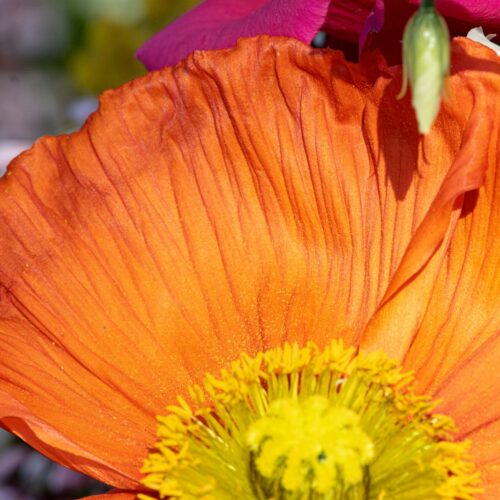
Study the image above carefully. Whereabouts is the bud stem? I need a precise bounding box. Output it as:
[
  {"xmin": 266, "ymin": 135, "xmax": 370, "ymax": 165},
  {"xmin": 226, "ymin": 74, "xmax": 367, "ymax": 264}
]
[{"xmin": 421, "ymin": 0, "xmax": 435, "ymax": 7}]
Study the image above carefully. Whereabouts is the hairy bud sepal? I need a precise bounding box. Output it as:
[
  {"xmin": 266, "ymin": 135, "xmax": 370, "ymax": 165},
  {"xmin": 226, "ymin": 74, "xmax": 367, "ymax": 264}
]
[{"xmin": 399, "ymin": 1, "xmax": 450, "ymax": 134}]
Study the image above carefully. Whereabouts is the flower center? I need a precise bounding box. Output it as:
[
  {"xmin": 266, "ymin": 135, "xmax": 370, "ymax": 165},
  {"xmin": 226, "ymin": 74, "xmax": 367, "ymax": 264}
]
[
  {"xmin": 247, "ymin": 397, "xmax": 374, "ymax": 497},
  {"xmin": 139, "ymin": 341, "xmax": 481, "ymax": 500}
]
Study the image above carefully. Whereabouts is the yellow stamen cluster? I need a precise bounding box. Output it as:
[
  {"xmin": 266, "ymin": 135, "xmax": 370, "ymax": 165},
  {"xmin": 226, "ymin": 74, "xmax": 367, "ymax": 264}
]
[
  {"xmin": 139, "ymin": 341, "xmax": 481, "ymax": 500},
  {"xmin": 247, "ymin": 397, "xmax": 374, "ymax": 495}
]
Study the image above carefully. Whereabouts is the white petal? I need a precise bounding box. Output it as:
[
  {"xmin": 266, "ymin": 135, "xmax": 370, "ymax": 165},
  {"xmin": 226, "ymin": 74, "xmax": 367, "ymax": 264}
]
[{"xmin": 467, "ymin": 27, "xmax": 500, "ymax": 56}]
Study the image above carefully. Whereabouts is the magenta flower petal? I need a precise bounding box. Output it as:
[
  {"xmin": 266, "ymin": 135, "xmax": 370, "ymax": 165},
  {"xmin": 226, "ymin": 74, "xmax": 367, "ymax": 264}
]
[
  {"xmin": 137, "ymin": 0, "xmax": 330, "ymax": 70},
  {"xmin": 410, "ymin": 0, "xmax": 500, "ymax": 26},
  {"xmin": 358, "ymin": 0, "xmax": 384, "ymax": 52},
  {"xmin": 138, "ymin": 0, "xmax": 500, "ymax": 71},
  {"xmin": 322, "ymin": 0, "xmax": 375, "ymax": 42}
]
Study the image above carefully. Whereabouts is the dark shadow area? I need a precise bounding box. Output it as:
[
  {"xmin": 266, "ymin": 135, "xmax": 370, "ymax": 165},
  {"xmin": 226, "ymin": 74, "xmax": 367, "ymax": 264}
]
[
  {"xmin": 376, "ymin": 73, "xmax": 420, "ymax": 200},
  {"xmin": 460, "ymin": 188, "xmax": 479, "ymax": 219}
]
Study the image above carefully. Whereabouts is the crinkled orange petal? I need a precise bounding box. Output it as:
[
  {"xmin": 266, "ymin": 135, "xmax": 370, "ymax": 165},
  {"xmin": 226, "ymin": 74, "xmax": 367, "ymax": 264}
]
[
  {"xmin": 435, "ymin": 334, "xmax": 500, "ymax": 499},
  {"xmin": 0, "ymin": 36, "xmax": 497, "ymax": 487},
  {"xmin": 362, "ymin": 39, "xmax": 500, "ymax": 391}
]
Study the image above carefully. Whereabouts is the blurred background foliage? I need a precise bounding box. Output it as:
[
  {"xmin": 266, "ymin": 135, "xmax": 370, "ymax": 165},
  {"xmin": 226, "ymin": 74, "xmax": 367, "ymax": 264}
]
[
  {"xmin": 0, "ymin": 1, "xmax": 196, "ymax": 496},
  {"xmin": 67, "ymin": 0, "xmax": 198, "ymax": 93},
  {"xmin": 0, "ymin": 430, "xmax": 110, "ymax": 499},
  {"xmin": 0, "ymin": 0, "xmax": 197, "ymax": 145}
]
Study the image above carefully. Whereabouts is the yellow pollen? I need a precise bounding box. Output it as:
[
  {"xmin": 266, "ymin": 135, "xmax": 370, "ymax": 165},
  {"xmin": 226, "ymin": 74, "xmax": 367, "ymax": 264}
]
[
  {"xmin": 139, "ymin": 341, "xmax": 482, "ymax": 500},
  {"xmin": 247, "ymin": 397, "xmax": 374, "ymax": 495}
]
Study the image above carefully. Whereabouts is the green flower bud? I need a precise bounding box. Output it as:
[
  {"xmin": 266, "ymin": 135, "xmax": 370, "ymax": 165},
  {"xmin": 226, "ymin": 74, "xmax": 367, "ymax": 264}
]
[{"xmin": 399, "ymin": 0, "xmax": 450, "ymax": 134}]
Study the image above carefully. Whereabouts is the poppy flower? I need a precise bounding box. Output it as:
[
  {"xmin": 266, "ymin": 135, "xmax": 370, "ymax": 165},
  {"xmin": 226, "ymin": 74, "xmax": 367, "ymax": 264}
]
[
  {"xmin": 0, "ymin": 35, "xmax": 499, "ymax": 499},
  {"xmin": 137, "ymin": 0, "xmax": 500, "ymax": 70}
]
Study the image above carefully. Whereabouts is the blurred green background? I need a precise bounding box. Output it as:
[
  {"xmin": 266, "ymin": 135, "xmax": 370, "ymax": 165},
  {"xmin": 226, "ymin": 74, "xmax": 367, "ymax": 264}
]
[
  {"xmin": 0, "ymin": 1, "xmax": 195, "ymax": 497},
  {"xmin": 66, "ymin": 0, "xmax": 198, "ymax": 94}
]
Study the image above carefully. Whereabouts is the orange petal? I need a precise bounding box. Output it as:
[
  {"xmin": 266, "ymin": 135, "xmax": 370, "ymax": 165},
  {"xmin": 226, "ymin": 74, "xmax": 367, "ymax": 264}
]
[
  {"xmin": 435, "ymin": 334, "xmax": 500, "ymax": 499},
  {"xmin": 361, "ymin": 38, "xmax": 500, "ymax": 390},
  {"xmin": 81, "ymin": 491, "xmax": 137, "ymax": 500},
  {"xmin": 467, "ymin": 420, "xmax": 500, "ymax": 500},
  {"xmin": 0, "ymin": 36, "xmax": 497, "ymax": 486}
]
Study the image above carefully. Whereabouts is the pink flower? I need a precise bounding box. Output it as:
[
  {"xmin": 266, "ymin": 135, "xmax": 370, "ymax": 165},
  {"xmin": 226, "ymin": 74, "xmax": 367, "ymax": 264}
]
[{"xmin": 137, "ymin": 0, "xmax": 500, "ymax": 70}]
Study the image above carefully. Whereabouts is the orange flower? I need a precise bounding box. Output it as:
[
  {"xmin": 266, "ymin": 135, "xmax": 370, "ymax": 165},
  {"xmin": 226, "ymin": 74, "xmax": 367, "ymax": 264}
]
[{"xmin": 0, "ymin": 36, "xmax": 498, "ymax": 499}]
